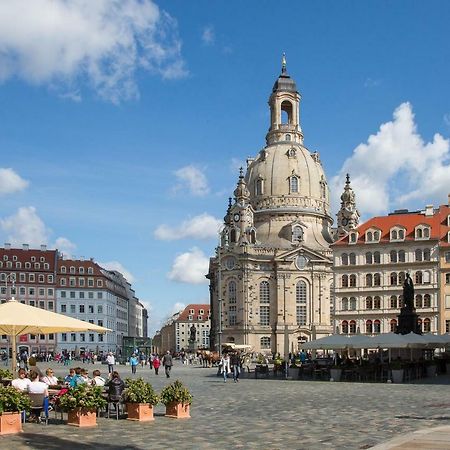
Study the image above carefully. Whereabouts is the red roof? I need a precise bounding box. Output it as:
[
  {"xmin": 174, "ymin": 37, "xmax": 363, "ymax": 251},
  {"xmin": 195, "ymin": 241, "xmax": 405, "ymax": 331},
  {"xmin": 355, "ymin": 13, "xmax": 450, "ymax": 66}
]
[{"xmin": 177, "ymin": 304, "xmax": 210, "ymax": 322}]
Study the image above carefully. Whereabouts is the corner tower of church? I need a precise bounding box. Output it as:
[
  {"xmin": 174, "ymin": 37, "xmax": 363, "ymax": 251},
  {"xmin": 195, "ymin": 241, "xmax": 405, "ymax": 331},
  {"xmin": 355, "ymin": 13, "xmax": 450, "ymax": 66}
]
[{"xmin": 208, "ymin": 56, "xmax": 334, "ymax": 355}]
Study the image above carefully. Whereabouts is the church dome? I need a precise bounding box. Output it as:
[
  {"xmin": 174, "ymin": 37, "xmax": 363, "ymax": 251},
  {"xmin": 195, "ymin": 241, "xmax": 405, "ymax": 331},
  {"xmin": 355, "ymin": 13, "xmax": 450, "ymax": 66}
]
[{"xmin": 272, "ymin": 73, "xmax": 298, "ymax": 93}]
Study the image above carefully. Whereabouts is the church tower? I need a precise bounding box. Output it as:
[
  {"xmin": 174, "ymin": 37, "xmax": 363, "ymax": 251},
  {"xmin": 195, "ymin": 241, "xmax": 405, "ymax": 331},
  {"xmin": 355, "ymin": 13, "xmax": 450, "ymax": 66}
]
[
  {"xmin": 336, "ymin": 174, "xmax": 360, "ymax": 238},
  {"xmin": 208, "ymin": 56, "xmax": 334, "ymax": 355}
]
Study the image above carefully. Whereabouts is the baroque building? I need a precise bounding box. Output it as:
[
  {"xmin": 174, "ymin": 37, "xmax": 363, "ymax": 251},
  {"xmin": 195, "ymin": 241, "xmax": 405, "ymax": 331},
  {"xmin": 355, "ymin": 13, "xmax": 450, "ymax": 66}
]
[{"xmin": 208, "ymin": 57, "xmax": 334, "ymax": 355}]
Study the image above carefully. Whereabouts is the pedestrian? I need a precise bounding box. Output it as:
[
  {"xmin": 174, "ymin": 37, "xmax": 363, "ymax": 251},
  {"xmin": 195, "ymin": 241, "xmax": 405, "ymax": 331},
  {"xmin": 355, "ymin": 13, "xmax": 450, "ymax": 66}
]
[
  {"xmin": 220, "ymin": 353, "xmax": 231, "ymax": 382},
  {"xmin": 153, "ymin": 355, "xmax": 160, "ymax": 375},
  {"xmin": 130, "ymin": 353, "xmax": 139, "ymax": 374},
  {"xmin": 106, "ymin": 352, "xmax": 115, "ymax": 374},
  {"xmin": 162, "ymin": 351, "xmax": 173, "ymax": 378},
  {"xmin": 139, "ymin": 352, "xmax": 146, "ymax": 368},
  {"xmin": 230, "ymin": 351, "xmax": 241, "ymax": 382}
]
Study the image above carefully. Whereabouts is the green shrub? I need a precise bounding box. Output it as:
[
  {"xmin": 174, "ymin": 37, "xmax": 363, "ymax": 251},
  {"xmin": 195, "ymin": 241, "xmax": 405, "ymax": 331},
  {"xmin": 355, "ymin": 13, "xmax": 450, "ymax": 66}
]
[
  {"xmin": 58, "ymin": 383, "xmax": 107, "ymax": 411},
  {"xmin": 122, "ymin": 378, "xmax": 159, "ymax": 405},
  {"xmin": 160, "ymin": 380, "xmax": 192, "ymax": 406},
  {"xmin": 0, "ymin": 368, "xmax": 13, "ymax": 380},
  {"xmin": 0, "ymin": 386, "xmax": 31, "ymax": 413}
]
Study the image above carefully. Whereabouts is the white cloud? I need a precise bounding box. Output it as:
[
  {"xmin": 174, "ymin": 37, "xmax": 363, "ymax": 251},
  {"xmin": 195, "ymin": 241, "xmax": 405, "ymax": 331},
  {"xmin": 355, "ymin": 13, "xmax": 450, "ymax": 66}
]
[
  {"xmin": 154, "ymin": 213, "xmax": 222, "ymax": 241},
  {"xmin": 0, "ymin": 0, "xmax": 187, "ymax": 103},
  {"xmin": 201, "ymin": 26, "xmax": 215, "ymax": 45},
  {"xmin": 0, "ymin": 168, "xmax": 29, "ymax": 195},
  {"xmin": 171, "ymin": 302, "xmax": 186, "ymax": 315},
  {"xmin": 54, "ymin": 237, "xmax": 77, "ymax": 259},
  {"xmin": 167, "ymin": 247, "xmax": 209, "ymax": 285},
  {"xmin": 331, "ymin": 102, "xmax": 450, "ymax": 217},
  {"xmin": 0, "ymin": 206, "xmax": 49, "ymax": 246},
  {"xmin": 99, "ymin": 260, "xmax": 135, "ymax": 283},
  {"xmin": 174, "ymin": 165, "xmax": 209, "ymax": 196}
]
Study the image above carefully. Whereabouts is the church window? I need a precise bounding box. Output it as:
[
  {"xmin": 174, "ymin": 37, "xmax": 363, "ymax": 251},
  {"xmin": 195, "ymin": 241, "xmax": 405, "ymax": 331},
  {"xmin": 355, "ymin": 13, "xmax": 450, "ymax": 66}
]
[
  {"xmin": 349, "ymin": 253, "xmax": 356, "ymax": 265},
  {"xmin": 228, "ymin": 280, "xmax": 237, "ymax": 304},
  {"xmin": 259, "ymin": 306, "xmax": 270, "ymax": 326},
  {"xmin": 259, "ymin": 281, "xmax": 270, "ymax": 304},
  {"xmin": 290, "ymin": 176, "xmax": 299, "ymax": 193},
  {"xmin": 424, "ymin": 294, "xmax": 431, "ymax": 307},
  {"xmin": 366, "ymin": 274, "xmax": 373, "ymax": 287},
  {"xmin": 398, "ymin": 250, "xmax": 406, "ymax": 262},
  {"xmin": 349, "ymin": 297, "xmax": 356, "ymax": 310},
  {"xmin": 390, "ymin": 272, "xmax": 397, "ymax": 285},
  {"xmin": 292, "ymin": 225, "xmax": 303, "ymax": 243},
  {"xmin": 255, "ymin": 178, "xmax": 263, "ymax": 196},
  {"xmin": 342, "ymin": 297, "xmax": 348, "ymax": 311},
  {"xmin": 260, "ymin": 336, "xmax": 271, "ymax": 349},
  {"xmin": 285, "ymin": 134, "xmax": 291, "ymax": 141},
  {"xmin": 390, "ymin": 250, "xmax": 397, "ymax": 263},
  {"xmin": 341, "ymin": 320, "xmax": 349, "ymax": 334},
  {"xmin": 296, "ymin": 281, "xmax": 307, "ymax": 326},
  {"xmin": 230, "ymin": 228, "xmax": 237, "ymax": 243},
  {"xmin": 341, "ymin": 253, "xmax": 348, "ymax": 266},
  {"xmin": 250, "ymin": 229, "xmax": 256, "ymax": 244},
  {"xmin": 228, "ymin": 305, "xmax": 237, "ymax": 325},
  {"xmin": 390, "ymin": 295, "xmax": 397, "ymax": 308},
  {"xmin": 366, "ymin": 320, "xmax": 373, "ymax": 334},
  {"xmin": 415, "ymin": 294, "xmax": 423, "ymax": 308}
]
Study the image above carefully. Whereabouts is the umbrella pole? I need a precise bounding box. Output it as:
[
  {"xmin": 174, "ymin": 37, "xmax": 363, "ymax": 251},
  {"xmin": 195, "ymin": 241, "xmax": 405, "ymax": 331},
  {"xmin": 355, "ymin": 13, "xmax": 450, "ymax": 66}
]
[{"xmin": 11, "ymin": 332, "xmax": 17, "ymax": 375}]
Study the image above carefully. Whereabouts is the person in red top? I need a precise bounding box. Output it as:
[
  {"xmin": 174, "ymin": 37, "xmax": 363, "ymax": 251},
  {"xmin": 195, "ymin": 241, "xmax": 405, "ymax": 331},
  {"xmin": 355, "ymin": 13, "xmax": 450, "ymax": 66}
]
[{"xmin": 152, "ymin": 355, "xmax": 160, "ymax": 375}]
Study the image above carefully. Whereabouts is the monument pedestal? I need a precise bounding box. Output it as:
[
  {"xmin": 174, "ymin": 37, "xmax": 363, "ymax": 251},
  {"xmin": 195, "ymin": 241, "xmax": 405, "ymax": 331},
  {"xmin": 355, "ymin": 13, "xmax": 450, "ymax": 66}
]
[
  {"xmin": 396, "ymin": 307, "xmax": 421, "ymax": 335},
  {"xmin": 188, "ymin": 342, "xmax": 197, "ymax": 352}
]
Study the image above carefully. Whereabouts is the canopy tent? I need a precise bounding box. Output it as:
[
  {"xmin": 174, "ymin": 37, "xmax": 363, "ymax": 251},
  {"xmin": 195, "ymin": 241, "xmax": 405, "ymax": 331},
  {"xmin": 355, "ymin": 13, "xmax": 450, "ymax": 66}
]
[
  {"xmin": 300, "ymin": 334, "xmax": 355, "ymax": 350},
  {"xmin": 0, "ymin": 298, "xmax": 110, "ymax": 374}
]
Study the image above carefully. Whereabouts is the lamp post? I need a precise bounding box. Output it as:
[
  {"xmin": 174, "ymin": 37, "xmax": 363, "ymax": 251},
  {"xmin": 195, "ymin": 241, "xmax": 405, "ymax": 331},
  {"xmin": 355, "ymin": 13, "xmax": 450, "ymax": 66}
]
[
  {"xmin": 217, "ymin": 229, "xmax": 228, "ymax": 357},
  {"xmin": 4, "ymin": 273, "xmax": 16, "ymax": 367}
]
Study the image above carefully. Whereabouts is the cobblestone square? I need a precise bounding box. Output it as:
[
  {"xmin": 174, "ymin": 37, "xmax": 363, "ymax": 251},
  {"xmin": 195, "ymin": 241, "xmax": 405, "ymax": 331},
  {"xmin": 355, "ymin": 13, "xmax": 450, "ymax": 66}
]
[{"xmin": 1, "ymin": 362, "xmax": 450, "ymax": 449}]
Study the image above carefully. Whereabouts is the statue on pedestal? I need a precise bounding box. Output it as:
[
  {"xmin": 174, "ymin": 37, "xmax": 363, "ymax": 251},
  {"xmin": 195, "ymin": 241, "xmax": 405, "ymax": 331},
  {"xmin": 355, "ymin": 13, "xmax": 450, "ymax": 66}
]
[
  {"xmin": 189, "ymin": 324, "xmax": 196, "ymax": 343},
  {"xmin": 396, "ymin": 273, "xmax": 421, "ymax": 335}
]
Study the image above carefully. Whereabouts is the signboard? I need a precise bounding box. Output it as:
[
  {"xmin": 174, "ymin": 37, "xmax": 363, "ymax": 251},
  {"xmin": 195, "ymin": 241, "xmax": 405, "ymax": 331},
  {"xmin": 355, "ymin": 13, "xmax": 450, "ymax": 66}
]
[{"xmin": 19, "ymin": 335, "xmax": 28, "ymax": 343}]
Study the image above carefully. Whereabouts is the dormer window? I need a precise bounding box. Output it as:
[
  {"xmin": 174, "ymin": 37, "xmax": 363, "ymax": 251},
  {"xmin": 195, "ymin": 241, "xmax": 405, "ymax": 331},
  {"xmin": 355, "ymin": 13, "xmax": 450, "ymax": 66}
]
[
  {"xmin": 390, "ymin": 227, "xmax": 406, "ymax": 241},
  {"xmin": 415, "ymin": 225, "xmax": 430, "ymax": 240},
  {"xmin": 349, "ymin": 232, "xmax": 358, "ymax": 244},
  {"xmin": 292, "ymin": 225, "xmax": 304, "ymax": 243},
  {"xmin": 287, "ymin": 147, "xmax": 297, "ymax": 158},
  {"xmin": 289, "ymin": 175, "xmax": 299, "ymax": 193},
  {"xmin": 366, "ymin": 228, "xmax": 381, "ymax": 243},
  {"xmin": 61, "ymin": 266, "xmax": 66, "ymax": 274}
]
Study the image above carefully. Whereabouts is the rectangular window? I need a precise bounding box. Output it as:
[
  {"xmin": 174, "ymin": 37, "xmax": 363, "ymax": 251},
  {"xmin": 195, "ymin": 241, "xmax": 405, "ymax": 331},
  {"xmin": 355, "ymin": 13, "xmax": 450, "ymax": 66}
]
[
  {"xmin": 88, "ymin": 305, "xmax": 94, "ymax": 314},
  {"xmin": 69, "ymin": 278, "xmax": 76, "ymax": 287},
  {"xmin": 80, "ymin": 333, "xmax": 85, "ymax": 342},
  {"xmin": 19, "ymin": 287, "xmax": 26, "ymax": 295},
  {"xmin": 61, "ymin": 304, "xmax": 67, "ymax": 313},
  {"xmin": 47, "ymin": 274, "xmax": 53, "ymax": 283},
  {"xmin": 228, "ymin": 305, "xmax": 237, "ymax": 325},
  {"xmin": 77, "ymin": 291, "xmax": 84, "ymax": 299},
  {"xmin": 88, "ymin": 292, "xmax": 94, "ymax": 299},
  {"xmin": 48, "ymin": 301, "xmax": 54, "ymax": 311},
  {"xmin": 97, "ymin": 320, "xmax": 103, "ymax": 327},
  {"xmin": 39, "ymin": 288, "xmax": 45, "ymax": 296},
  {"xmin": 71, "ymin": 333, "xmax": 76, "ymax": 342},
  {"xmin": 97, "ymin": 279, "xmax": 103, "ymax": 287},
  {"xmin": 89, "ymin": 333, "xmax": 94, "ymax": 342},
  {"xmin": 97, "ymin": 305, "xmax": 103, "ymax": 314},
  {"xmin": 446, "ymin": 295, "xmax": 450, "ymax": 309},
  {"xmin": 48, "ymin": 333, "xmax": 54, "ymax": 340},
  {"xmin": 79, "ymin": 278, "xmax": 85, "ymax": 287},
  {"xmin": 29, "ymin": 288, "xmax": 35, "ymax": 296},
  {"xmin": 446, "ymin": 320, "xmax": 450, "ymax": 333},
  {"xmin": 39, "ymin": 334, "xmax": 45, "ymax": 340},
  {"xmin": 39, "ymin": 301, "xmax": 45, "ymax": 309},
  {"xmin": 259, "ymin": 306, "xmax": 270, "ymax": 326},
  {"xmin": 29, "ymin": 274, "xmax": 35, "ymax": 282},
  {"xmin": 20, "ymin": 273, "xmax": 26, "ymax": 282},
  {"xmin": 446, "ymin": 252, "xmax": 450, "ymax": 263},
  {"xmin": 70, "ymin": 305, "xmax": 76, "ymax": 314},
  {"xmin": 296, "ymin": 305, "xmax": 307, "ymax": 326},
  {"xmin": 98, "ymin": 334, "xmax": 104, "ymax": 342},
  {"xmin": 29, "ymin": 300, "xmax": 35, "ymax": 307},
  {"xmin": 47, "ymin": 288, "xmax": 53, "ymax": 296},
  {"xmin": 61, "ymin": 333, "xmax": 67, "ymax": 342},
  {"xmin": 79, "ymin": 305, "xmax": 85, "ymax": 313},
  {"xmin": 61, "ymin": 291, "xmax": 66, "ymax": 298},
  {"xmin": 70, "ymin": 291, "xmax": 76, "ymax": 299},
  {"xmin": 60, "ymin": 278, "xmax": 66, "ymax": 286},
  {"xmin": 88, "ymin": 279, "xmax": 94, "ymax": 287},
  {"xmin": 97, "ymin": 292, "xmax": 103, "ymax": 299}
]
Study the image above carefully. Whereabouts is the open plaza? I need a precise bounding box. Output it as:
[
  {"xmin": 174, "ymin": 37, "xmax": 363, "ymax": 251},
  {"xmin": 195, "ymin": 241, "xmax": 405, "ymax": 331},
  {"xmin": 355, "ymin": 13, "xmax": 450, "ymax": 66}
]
[{"xmin": 1, "ymin": 360, "xmax": 450, "ymax": 450}]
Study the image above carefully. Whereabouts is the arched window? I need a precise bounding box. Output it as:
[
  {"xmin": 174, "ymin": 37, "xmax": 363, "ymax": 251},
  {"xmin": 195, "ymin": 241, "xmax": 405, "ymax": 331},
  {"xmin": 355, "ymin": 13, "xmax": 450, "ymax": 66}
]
[
  {"xmin": 286, "ymin": 134, "xmax": 291, "ymax": 141},
  {"xmin": 374, "ymin": 231, "xmax": 380, "ymax": 241},
  {"xmin": 61, "ymin": 266, "xmax": 66, "ymax": 274},
  {"xmin": 366, "ymin": 320, "xmax": 373, "ymax": 334},
  {"xmin": 366, "ymin": 232, "xmax": 373, "ymax": 242},
  {"xmin": 320, "ymin": 181, "xmax": 326, "ymax": 199},
  {"xmin": 250, "ymin": 229, "xmax": 256, "ymax": 244},
  {"xmin": 342, "ymin": 275, "xmax": 349, "ymax": 288},
  {"xmin": 399, "ymin": 272, "xmax": 406, "ymax": 284},
  {"xmin": 228, "ymin": 280, "xmax": 237, "ymax": 304},
  {"xmin": 374, "ymin": 273, "xmax": 381, "ymax": 286},
  {"xmin": 255, "ymin": 178, "xmax": 263, "ymax": 196},
  {"xmin": 366, "ymin": 274, "xmax": 373, "ymax": 287},
  {"xmin": 399, "ymin": 229, "xmax": 405, "ymax": 239},
  {"xmin": 416, "ymin": 228, "xmax": 423, "ymax": 239},
  {"xmin": 342, "ymin": 321, "xmax": 349, "ymax": 334},
  {"xmin": 424, "ymin": 228, "xmax": 430, "ymax": 238},
  {"xmin": 259, "ymin": 281, "xmax": 270, "ymax": 303},
  {"xmin": 366, "ymin": 252, "xmax": 373, "ymax": 264},
  {"xmin": 349, "ymin": 320, "xmax": 357, "ymax": 334},
  {"xmin": 374, "ymin": 252, "xmax": 381, "ymax": 264},
  {"xmin": 374, "ymin": 296, "xmax": 381, "ymax": 309},
  {"xmin": 423, "ymin": 248, "xmax": 431, "ymax": 261},
  {"xmin": 349, "ymin": 274, "xmax": 357, "ymax": 287},
  {"xmin": 415, "ymin": 294, "xmax": 422, "ymax": 308},
  {"xmin": 292, "ymin": 225, "xmax": 303, "ymax": 243},
  {"xmin": 390, "ymin": 319, "xmax": 397, "ymax": 332},
  {"xmin": 390, "ymin": 250, "xmax": 398, "ymax": 263},
  {"xmin": 415, "ymin": 271, "xmax": 423, "ymax": 284},
  {"xmin": 290, "ymin": 176, "xmax": 299, "ymax": 193},
  {"xmin": 366, "ymin": 296, "xmax": 373, "ymax": 309},
  {"xmin": 399, "ymin": 295, "xmax": 404, "ymax": 308},
  {"xmin": 341, "ymin": 253, "xmax": 349, "ymax": 266},
  {"xmin": 349, "ymin": 253, "xmax": 356, "ymax": 265},
  {"xmin": 423, "ymin": 318, "xmax": 431, "ymax": 333},
  {"xmin": 417, "ymin": 318, "xmax": 422, "ymax": 332},
  {"xmin": 349, "ymin": 297, "xmax": 357, "ymax": 310},
  {"xmin": 260, "ymin": 336, "xmax": 271, "ymax": 349},
  {"xmin": 296, "ymin": 281, "xmax": 307, "ymax": 326},
  {"xmin": 390, "ymin": 272, "xmax": 398, "ymax": 286},
  {"xmin": 415, "ymin": 249, "xmax": 423, "ymax": 262},
  {"xmin": 342, "ymin": 297, "xmax": 349, "ymax": 311},
  {"xmin": 230, "ymin": 228, "xmax": 237, "ymax": 243},
  {"xmin": 390, "ymin": 295, "xmax": 397, "ymax": 309},
  {"xmin": 424, "ymin": 294, "xmax": 431, "ymax": 308},
  {"xmin": 259, "ymin": 281, "xmax": 270, "ymax": 326},
  {"xmin": 391, "ymin": 229, "xmax": 398, "ymax": 240},
  {"xmin": 398, "ymin": 250, "xmax": 406, "ymax": 262},
  {"xmin": 423, "ymin": 271, "xmax": 431, "ymax": 283},
  {"xmin": 446, "ymin": 273, "xmax": 450, "ymax": 284},
  {"xmin": 70, "ymin": 266, "xmax": 76, "ymax": 274},
  {"xmin": 373, "ymin": 320, "xmax": 381, "ymax": 334}
]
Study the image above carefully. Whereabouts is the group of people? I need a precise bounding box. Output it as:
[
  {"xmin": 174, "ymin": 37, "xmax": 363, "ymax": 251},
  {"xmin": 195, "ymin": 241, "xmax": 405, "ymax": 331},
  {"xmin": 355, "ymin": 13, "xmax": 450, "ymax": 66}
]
[{"xmin": 219, "ymin": 352, "xmax": 242, "ymax": 383}]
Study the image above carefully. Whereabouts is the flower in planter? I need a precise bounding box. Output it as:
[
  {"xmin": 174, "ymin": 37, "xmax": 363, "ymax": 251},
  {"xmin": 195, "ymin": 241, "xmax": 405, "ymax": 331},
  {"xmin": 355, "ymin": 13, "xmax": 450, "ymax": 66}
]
[
  {"xmin": 122, "ymin": 378, "xmax": 159, "ymax": 405},
  {"xmin": 0, "ymin": 386, "xmax": 31, "ymax": 413},
  {"xmin": 0, "ymin": 369, "xmax": 13, "ymax": 380},
  {"xmin": 58, "ymin": 383, "xmax": 107, "ymax": 412},
  {"xmin": 160, "ymin": 380, "xmax": 192, "ymax": 406}
]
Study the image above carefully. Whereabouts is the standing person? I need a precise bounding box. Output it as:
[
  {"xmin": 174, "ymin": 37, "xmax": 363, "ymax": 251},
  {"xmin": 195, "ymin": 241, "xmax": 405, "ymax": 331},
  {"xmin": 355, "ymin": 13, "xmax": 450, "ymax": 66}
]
[
  {"xmin": 130, "ymin": 354, "xmax": 139, "ymax": 374},
  {"xmin": 152, "ymin": 355, "xmax": 160, "ymax": 375},
  {"xmin": 230, "ymin": 352, "xmax": 241, "ymax": 382},
  {"xmin": 162, "ymin": 351, "xmax": 173, "ymax": 378},
  {"xmin": 139, "ymin": 352, "xmax": 146, "ymax": 368},
  {"xmin": 220, "ymin": 353, "xmax": 231, "ymax": 382},
  {"xmin": 106, "ymin": 352, "xmax": 115, "ymax": 374}
]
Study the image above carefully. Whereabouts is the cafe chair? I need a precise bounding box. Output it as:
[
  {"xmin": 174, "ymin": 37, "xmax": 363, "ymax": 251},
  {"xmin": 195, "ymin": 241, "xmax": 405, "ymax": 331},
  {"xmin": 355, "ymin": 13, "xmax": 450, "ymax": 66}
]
[{"xmin": 28, "ymin": 393, "xmax": 49, "ymax": 425}]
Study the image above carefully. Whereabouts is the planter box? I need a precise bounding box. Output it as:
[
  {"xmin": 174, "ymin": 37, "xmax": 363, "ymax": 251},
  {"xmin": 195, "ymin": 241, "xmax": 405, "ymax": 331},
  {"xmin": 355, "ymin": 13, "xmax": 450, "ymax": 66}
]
[
  {"xmin": 289, "ymin": 367, "xmax": 300, "ymax": 380},
  {"xmin": 426, "ymin": 365, "xmax": 437, "ymax": 378},
  {"xmin": 0, "ymin": 412, "xmax": 22, "ymax": 435},
  {"xmin": 391, "ymin": 369, "xmax": 404, "ymax": 383},
  {"xmin": 165, "ymin": 402, "xmax": 190, "ymax": 419},
  {"xmin": 446, "ymin": 363, "xmax": 450, "ymax": 375},
  {"xmin": 330, "ymin": 368, "xmax": 342, "ymax": 382},
  {"xmin": 126, "ymin": 403, "xmax": 154, "ymax": 422},
  {"xmin": 67, "ymin": 408, "xmax": 97, "ymax": 427}
]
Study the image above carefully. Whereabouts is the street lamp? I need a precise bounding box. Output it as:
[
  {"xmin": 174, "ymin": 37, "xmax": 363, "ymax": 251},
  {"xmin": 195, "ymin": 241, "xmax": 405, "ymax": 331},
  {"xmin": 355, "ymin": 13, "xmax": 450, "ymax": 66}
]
[
  {"xmin": 217, "ymin": 228, "xmax": 228, "ymax": 357},
  {"xmin": 5, "ymin": 273, "xmax": 16, "ymax": 300}
]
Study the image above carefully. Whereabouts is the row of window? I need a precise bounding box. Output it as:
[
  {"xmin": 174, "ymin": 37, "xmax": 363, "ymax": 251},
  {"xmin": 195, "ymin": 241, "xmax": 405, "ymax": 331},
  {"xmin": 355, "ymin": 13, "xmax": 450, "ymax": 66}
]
[
  {"xmin": 1, "ymin": 333, "xmax": 54, "ymax": 341},
  {"xmin": 341, "ymin": 271, "xmax": 432, "ymax": 288},
  {"xmin": 349, "ymin": 224, "xmax": 433, "ymax": 245},
  {"xmin": 60, "ymin": 277, "xmax": 102, "ymax": 288},
  {"xmin": 341, "ymin": 318, "xmax": 432, "ymax": 334},
  {"xmin": 340, "ymin": 294, "xmax": 432, "ymax": 311},
  {"xmin": 1, "ymin": 286, "xmax": 54, "ymax": 297},
  {"xmin": 60, "ymin": 266, "xmax": 94, "ymax": 275},
  {"xmin": 60, "ymin": 332, "xmax": 104, "ymax": 343},
  {"xmin": 2, "ymin": 255, "xmax": 47, "ymax": 263},
  {"xmin": 340, "ymin": 249, "xmax": 433, "ymax": 266},
  {"xmin": 0, "ymin": 273, "xmax": 54, "ymax": 283},
  {"xmin": 0, "ymin": 261, "xmax": 51, "ymax": 270},
  {"xmin": 60, "ymin": 304, "xmax": 104, "ymax": 315},
  {"xmin": 60, "ymin": 291, "xmax": 103, "ymax": 300}
]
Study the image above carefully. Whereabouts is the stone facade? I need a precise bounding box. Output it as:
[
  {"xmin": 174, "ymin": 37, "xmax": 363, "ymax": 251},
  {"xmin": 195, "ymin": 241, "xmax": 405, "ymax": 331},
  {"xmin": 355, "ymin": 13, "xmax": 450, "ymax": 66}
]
[{"xmin": 208, "ymin": 58, "xmax": 334, "ymax": 355}]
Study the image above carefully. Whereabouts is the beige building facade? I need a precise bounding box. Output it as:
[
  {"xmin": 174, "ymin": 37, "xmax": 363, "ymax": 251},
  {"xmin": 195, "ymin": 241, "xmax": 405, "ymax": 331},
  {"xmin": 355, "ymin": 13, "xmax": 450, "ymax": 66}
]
[{"xmin": 208, "ymin": 58, "xmax": 334, "ymax": 355}]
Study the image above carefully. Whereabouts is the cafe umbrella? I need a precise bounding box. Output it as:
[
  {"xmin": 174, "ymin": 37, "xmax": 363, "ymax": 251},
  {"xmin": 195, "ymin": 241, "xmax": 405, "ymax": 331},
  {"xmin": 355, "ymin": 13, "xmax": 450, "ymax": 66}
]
[{"xmin": 0, "ymin": 297, "xmax": 110, "ymax": 374}]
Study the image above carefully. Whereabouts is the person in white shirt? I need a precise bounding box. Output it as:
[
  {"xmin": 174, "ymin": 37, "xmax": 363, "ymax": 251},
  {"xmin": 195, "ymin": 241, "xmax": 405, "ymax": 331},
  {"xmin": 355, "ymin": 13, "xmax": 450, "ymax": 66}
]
[
  {"xmin": 106, "ymin": 352, "xmax": 115, "ymax": 374},
  {"xmin": 12, "ymin": 368, "xmax": 31, "ymax": 392},
  {"xmin": 41, "ymin": 368, "xmax": 59, "ymax": 386},
  {"xmin": 28, "ymin": 370, "xmax": 49, "ymax": 395},
  {"xmin": 91, "ymin": 369, "xmax": 106, "ymax": 387}
]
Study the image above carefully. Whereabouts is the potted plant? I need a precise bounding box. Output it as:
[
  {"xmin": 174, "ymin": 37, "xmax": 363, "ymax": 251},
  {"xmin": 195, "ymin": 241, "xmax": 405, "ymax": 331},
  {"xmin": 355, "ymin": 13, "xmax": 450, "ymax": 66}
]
[
  {"xmin": 122, "ymin": 378, "xmax": 159, "ymax": 422},
  {"xmin": 390, "ymin": 360, "xmax": 404, "ymax": 383},
  {"xmin": 0, "ymin": 385, "xmax": 31, "ymax": 435},
  {"xmin": 0, "ymin": 369, "xmax": 13, "ymax": 387},
  {"xmin": 160, "ymin": 380, "xmax": 192, "ymax": 419},
  {"xmin": 59, "ymin": 383, "xmax": 107, "ymax": 427}
]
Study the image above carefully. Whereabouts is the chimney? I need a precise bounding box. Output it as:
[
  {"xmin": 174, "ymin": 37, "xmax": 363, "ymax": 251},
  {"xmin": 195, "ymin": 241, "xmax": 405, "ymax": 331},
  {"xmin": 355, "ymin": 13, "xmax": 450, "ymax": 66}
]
[
  {"xmin": 4, "ymin": 243, "xmax": 11, "ymax": 250},
  {"xmin": 448, "ymin": 193, "xmax": 450, "ymax": 206},
  {"xmin": 23, "ymin": 244, "xmax": 29, "ymax": 250},
  {"xmin": 40, "ymin": 244, "xmax": 47, "ymax": 251},
  {"xmin": 425, "ymin": 205, "xmax": 434, "ymax": 216}
]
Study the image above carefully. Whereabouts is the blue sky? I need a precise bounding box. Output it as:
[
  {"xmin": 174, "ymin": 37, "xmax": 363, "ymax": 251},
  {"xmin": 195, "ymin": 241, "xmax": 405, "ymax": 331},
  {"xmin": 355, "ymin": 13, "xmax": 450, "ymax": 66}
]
[{"xmin": 0, "ymin": 1, "xmax": 449, "ymax": 333}]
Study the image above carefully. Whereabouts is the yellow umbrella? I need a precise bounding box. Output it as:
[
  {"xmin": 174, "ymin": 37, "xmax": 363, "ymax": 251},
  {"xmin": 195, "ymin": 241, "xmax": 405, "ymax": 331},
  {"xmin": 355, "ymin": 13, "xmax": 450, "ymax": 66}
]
[{"xmin": 0, "ymin": 298, "xmax": 111, "ymax": 374}]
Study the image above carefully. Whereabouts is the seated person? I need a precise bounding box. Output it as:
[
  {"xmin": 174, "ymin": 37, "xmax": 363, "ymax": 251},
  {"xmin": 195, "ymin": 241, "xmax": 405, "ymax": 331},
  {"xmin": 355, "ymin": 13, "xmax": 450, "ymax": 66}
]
[
  {"xmin": 105, "ymin": 371, "xmax": 125, "ymax": 401},
  {"xmin": 69, "ymin": 367, "xmax": 86, "ymax": 387},
  {"xmin": 80, "ymin": 368, "xmax": 91, "ymax": 384},
  {"xmin": 64, "ymin": 368, "xmax": 76, "ymax": 385},
  {"xmin": 41, "ymin": 368, "xmax": 59, "ymax": 386},
  {"xmin": 12, "ymin": 368, "xmax": 31, "ymax": 392},
  {"xmin": 28, "ymin": 370, "xmax": 49, "ymax": 421},
  {"xmin": 91, "ymin": 369, "xmax": 106, "ymax": 387}
]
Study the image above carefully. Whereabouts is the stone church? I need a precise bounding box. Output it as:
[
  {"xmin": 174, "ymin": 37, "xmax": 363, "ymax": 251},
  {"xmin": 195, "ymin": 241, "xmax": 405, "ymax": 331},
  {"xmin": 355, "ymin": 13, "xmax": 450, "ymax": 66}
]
[{"xmin": 207, "ymin": 57, "xmax": 355, "ymax": 355}]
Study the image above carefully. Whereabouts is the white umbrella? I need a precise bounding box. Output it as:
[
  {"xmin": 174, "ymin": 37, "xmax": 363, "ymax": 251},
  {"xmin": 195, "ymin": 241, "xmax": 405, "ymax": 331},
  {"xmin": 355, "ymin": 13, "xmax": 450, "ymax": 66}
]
[
  {"xmin": 301, "ymin": 334, "xmax": 354, "ymax": 350},
  {"xmin": 367, "ymin": 333, "xmax": 410, "ymax": 349},
  {"xmin": 421, "ymin": 334, "xmax": 450, "ymax": 347},
  {"xmin": 402, "ymin": 332, "xmax": 428, "ymax": 348}
]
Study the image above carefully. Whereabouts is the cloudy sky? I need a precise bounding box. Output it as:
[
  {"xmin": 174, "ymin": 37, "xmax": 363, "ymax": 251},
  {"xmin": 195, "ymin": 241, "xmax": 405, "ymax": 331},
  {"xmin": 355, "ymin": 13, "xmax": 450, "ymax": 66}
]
[{"xmin": 1, "ymin": 1, "xmax": 449, "ymax": 333}]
